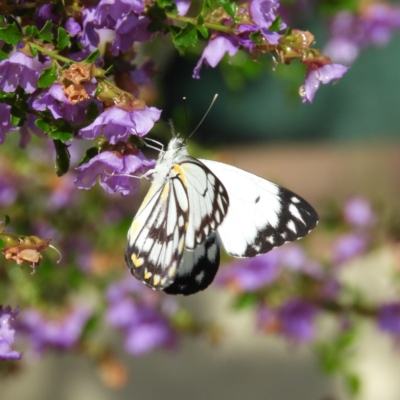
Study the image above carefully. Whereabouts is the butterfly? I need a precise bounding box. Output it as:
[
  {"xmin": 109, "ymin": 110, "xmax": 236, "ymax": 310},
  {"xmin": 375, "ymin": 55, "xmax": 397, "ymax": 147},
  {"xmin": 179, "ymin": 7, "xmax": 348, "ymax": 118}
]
[{"xmin": 125, "ymin": 137, "xmax": 318, "ymax": 295}]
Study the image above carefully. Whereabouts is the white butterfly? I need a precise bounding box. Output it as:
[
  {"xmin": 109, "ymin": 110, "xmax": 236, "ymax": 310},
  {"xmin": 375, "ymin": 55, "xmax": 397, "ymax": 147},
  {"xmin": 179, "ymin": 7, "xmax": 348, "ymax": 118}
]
[{"xmin": 125, "ymin": 137, "xmax": 318, "ymax": 295}]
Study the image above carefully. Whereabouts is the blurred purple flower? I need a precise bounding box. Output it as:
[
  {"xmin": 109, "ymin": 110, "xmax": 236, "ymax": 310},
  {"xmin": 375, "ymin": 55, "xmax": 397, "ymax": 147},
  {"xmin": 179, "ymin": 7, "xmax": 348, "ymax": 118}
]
[
  {"xmin": 106, "ymin": 277, "xmax": 177, "ymax": 356},
  {"xmin": 0, "ymin": 176, "xmax": 18, "ymax": 206},
  {"xmin": 343, "ymin": 197, "xmax": 376, "ymax": 228},
  {"xmin": 216, "ymin": 251, "xmax": 280, "ymax": 292},
  {"xmin": 333, "ymin": 233, "xmax": 369, "ymax": 265},
  {"xmin": 18, "ymin": 307, "xmax": 91, "ymax": 354},
  {"xmin": 31, "ymin": 84, "xmax": 100, "ymax": 126},
  {"xmin": 112, "ymin": 13, "xmax": 152, "ymax": 56},
  {"xmin": 193, "ymin": 35, "xmax": 238, "ymax": 79},
  {"xmin": 279, "ymin": 299, "xmax": 317, "ymax": 343},
  {"xmin": 0, "ymin": 103, "xmax": 17, "ymax": 144},
  {"xmin": 78, "ymin": 105, "xmax": 161, "ymax": 143},
  {"xmin": 94, "ymin": 0, "xmax": 145, "ymax": 28},
  {"xmin": 65, "ymin": 17, "xmax": 82, "ymax": 36},
  {"xmin": 0, "ymin": 306, "xmax": 22, "ymax": 360},
  {"xmin": 302, "ymin": 63, "xmax": 348, "ymax": 103},
  {"xmin": 19, "ymin": 115, "xmax": 47, "ymax": 148},
  {"xmin": 36, "ymin": 4, "xmax": 60, "ymax": 28},
  {"xmin": 0, "ymin": 52, "xmax": 50, "ymax": 94},
  {"xmin": 75, "ymin": 150, "xmax": 155, "ymax": 195},
  {"xmin": 175, "ymin": 0, "xmax": 190, "ymax": 16},
  {"xmin": 378, "ymin": 303, "xmax": 400, "ymax": 337},
  {"xmin": 324, "ymin": 5, "xmax": 400, "ymax": 64}
]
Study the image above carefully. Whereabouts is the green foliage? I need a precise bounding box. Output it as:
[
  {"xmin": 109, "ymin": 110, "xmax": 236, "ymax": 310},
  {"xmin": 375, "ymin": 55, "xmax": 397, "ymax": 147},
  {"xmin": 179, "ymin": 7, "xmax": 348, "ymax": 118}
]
[
  {"xmin": 233, "ymin": 292, "xmax": 259, "ymax": 309},
  {"xmin": 270, "ymin": 15, "xmax": 283, "ymax": 32},
  {"xmin": 83, "ymin": 50, "xmax": 101, "ymax": 64},
  {"xmin": 38, "ymin": 21, "xmax": 55, "ymax": 43},
  {"xmin": 170, "ymin": 25, "xmax": 199, "ymax": 55},
  {"xmin": 35, "ymin": 118, "xmax": 74, "ymax": 143},
  {"xmin": 38, "ymin": 63, "xmax": 58, "ymax": 89},
  {"xmin": 57, "ymin": 28, "xmax": 70, "ymax": 51},
  {"xmin": 53, "ymin": 139, "xmax": 71, "ymax": 176},
  {"xmin": 79, "ymin": 146, "xmax": 99, "ymax": 167},
  {"xmin": 0, "ymin": 23, "xmax": 22, "ymax": 46}
]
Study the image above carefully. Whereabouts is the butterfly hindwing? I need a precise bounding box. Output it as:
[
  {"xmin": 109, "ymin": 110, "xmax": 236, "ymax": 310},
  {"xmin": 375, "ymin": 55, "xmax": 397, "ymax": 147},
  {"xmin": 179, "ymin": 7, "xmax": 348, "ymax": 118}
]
[
  {"xmin": 164, "ymin": 232, "xmax": 220, "ymax": 295},
  {"xmin": 201, "ymin": 159, "xmax": 319, "ymax": 258},
  {"xmin": 125, "ymin": 173, "xmax": 189, "ymax": 290}
]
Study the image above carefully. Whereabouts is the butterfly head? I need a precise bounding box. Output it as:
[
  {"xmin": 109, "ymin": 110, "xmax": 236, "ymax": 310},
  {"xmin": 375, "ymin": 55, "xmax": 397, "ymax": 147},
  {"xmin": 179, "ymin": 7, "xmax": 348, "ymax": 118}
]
[{"xmin": 167, "ymin": 137, "xmax": 186, "ymax": 151}]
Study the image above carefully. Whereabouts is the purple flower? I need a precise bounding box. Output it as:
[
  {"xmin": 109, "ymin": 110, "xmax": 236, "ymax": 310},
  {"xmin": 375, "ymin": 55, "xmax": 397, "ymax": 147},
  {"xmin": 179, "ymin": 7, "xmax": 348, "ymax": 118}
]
[
  {"xmin": 0, "ymin": 103, "xmax": 17, "ymax": 144},
  {"xmin": 343, "ymin": 197, "xmax": 376, "ymax": 228},
  {"xmin": 0, "ymin": 176, "xmax": 18, "ymax": 206},
  {"xmin": 302, "ymin": 63, "xmax": 348, "ymax": 103},
  {"xmin": 78, "ymin": 105, "xmax": 161, "ymax": 143},
  {"xmin": 18, "ymin": 307, "xmax": 91, "ymax": 354},
  {"xmin": 112, "ymin": 13, "xmax": 152, "ymax": 56},
  {"xmin": 0, "ymin": 52, "xmax": 50, "ymax": 94},
  {"xmin": 249, "ymin": 0, "xmax": 286, "ymax": 45},
  {"xmin": 279, "ymin": 299, "xmax": 317, "ymax": 343},
  {"xmin": 75, "ymin": 150, "xmax": 155, "ymax": 195},
  {"xmin": 106, "ymin": 277, "xmax": 178, "ymax": 356},
  {"xmin": 94, "ymin": 0, "xmax": 145, "ymax": 28},
  {"xmin": 36, "ymin": 4, "xmax": 60, "ymax": 28},
  {"xmin": 81, "ymin": 7, "xmax": 100, "ymax": 51},
  {"xmin": 193, "ymin": 35, "xmax": 239, "ymax": 79},
  {"xmin": 65, "ymin": 17, "xmax": 82, "ymax": 36},
  {"xmin": 31, "ymin": 84, "xmax": 100, "ymax": 126},
  {"xmin": 324, "ymin": 5, "xmax": 400, "ymax": 64},
  {"xmin": 0, "ymin": 306, "xmax": 22, "ymax": 360},
  {"xmin": 333, "ymin": 233, "xmax": 368, "ymax": 265},
  {"xmin": 216, "ymin": 251, "xmax": 280, "ymax": 292},
  {"xmin": 175, "ymin": 0, "xmax": 190, "ymax": 16},
  {"xmin": 378, "ymin": 303, "xmax": 400, "ymax": 337}
]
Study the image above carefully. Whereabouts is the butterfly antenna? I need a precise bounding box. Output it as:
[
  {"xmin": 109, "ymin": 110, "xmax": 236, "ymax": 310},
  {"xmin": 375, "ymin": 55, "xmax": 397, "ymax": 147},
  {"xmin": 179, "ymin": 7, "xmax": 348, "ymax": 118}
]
[
  {"xmin": 188, "ymin": 94, "xmax": 218, "ymax": 139},
  {"xmin": 168, "ymin": 119, "xmax": 176, "ymax": 138}
]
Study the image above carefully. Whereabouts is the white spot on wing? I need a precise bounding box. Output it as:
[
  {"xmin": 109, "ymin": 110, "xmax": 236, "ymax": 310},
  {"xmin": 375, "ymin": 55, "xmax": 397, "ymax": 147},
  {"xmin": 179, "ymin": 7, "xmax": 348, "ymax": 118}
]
[
  {"xmin": 287, "ymin": 220, "xmax": 297, "ymax": 233},
  {"xmin": 289, "ymin": 204, "xmax": 305, "ymax": 224},
  {"xmin": 291, "ymin": 197, "xmax": 300, "ymax": 203}
]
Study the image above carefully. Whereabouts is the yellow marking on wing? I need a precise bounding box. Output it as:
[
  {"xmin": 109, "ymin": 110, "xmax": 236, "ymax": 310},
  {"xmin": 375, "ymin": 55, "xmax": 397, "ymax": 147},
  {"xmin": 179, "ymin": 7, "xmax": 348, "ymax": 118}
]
[
  {"xmin": 144, "ymin": 271, "xmax": 152, "ymax": 279},
  {"xmin": 184, "ymin": 221, "xmax": 189, "ymax": 230},
  {"xmin": 153, "ymin": 274, "xmax": 161, "ymax": 286},
  {"xmin": 131, "ymin": 253, "xmax": 144, "ymax": 268},
  {"xmin": 161, "ymin": 182, "xmax": 170, "ymax": 202},
  {"xmin": 173, "ymin": 164, "xmax": 187, "ymax": 187},
  {"xmin": 137, "ymin": 185, "xmax": 156, "ymax": 214},
  {"xmin": 168, "ymin": 265, "xmax": 177, "ymax": 278},
  {"xmin": 129, "ymin": 220, "xmax": 142, "ymax": 237},
  {"xmin": 179, "ymin": 237, "xmax": 185, "ymax": 252},
  {"xmin": 160, "ymin": 277, "xmax": 167, "ymax": 286}
]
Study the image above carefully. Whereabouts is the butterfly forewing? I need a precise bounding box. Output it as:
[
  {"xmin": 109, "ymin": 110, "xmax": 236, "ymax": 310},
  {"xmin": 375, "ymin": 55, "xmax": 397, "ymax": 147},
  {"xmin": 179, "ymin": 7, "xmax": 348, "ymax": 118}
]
[
  {"xmin": 125, "ymin": 174, "xmax": 189, "ymax": 290},
  {"xmin": 201, "ymin": 159, "xmax": 319, "ymax": 258},
  {"xmin": 177, "ymin": 158, "xmax": 229, "ymax": 249}
]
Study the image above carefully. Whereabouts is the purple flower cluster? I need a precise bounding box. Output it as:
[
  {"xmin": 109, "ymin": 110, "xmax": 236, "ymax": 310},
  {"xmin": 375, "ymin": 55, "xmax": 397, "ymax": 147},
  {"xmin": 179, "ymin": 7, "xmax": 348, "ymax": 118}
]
[
  {"xmin": 106, "ymin": 277, "xmax": 177, "ymax": 356},
  {"xmin": 332, "ymin": 197, "xmax": 376, "ymax": 265},
  {"xmin": 324, "ymin": 3, "xmax": 400, "ymax": 64},
  {"xmin": 0, "ymin": 306, "xmax": 22, "ymax": 360},
  {"xmin": 17, "ymin": 306, "xmax": 92, "ymax": 354}
]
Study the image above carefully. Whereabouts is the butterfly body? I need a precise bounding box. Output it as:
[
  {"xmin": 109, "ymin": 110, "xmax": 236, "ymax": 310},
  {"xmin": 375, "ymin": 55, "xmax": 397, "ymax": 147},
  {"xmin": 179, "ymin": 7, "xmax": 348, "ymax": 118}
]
[{"xmin": 125, "ymin": 138, "xmax": 318, "ymax": 295}]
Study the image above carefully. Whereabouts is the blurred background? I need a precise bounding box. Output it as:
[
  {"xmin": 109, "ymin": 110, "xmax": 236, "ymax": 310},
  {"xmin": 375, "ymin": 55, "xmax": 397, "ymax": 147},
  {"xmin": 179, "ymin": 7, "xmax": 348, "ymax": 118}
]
[{"xmin": 2, "ymin": 1, "xmax": 400, "ymax": 400}]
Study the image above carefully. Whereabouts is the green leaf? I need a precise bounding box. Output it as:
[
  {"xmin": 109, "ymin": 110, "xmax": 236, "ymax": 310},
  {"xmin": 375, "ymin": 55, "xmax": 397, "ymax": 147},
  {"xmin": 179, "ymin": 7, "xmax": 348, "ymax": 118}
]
[
  {"xmin": 25, "ymin": 25, "xmax": 39, "ymax": 38},
  {"xmin": 269, "ymin": 15, "xmax": 282, "ymax": 32},
  {"xmin": 57, "ymin": 27, "xmax": 70, "ymax": 51},
  {"xmin": 29, "ymin": 43, "xmax": 38, "ymax": 57},
  {"xmin": 344, "ymin": 373, "xmax": 361, "ymax": 396},
  {"xmin": 147, "ymin": 3, "xmax": 169, "ymax": 33},
  {"xmin": 233, "ymin": 293, "xmax": 259, "ymax": 310},
  {"xmin": 35, "ymin": 118, "xmax": 52, "ymax": 134},
  {"xmin": 38, "ymin": 63, "xmax": 57, "ymax": 89},
  {"xmin": 83, "ymin": 49, "xmax": 100, "ymax": 63},
  {"xmin": 3, "ymin": 215, "xmax": 10, "ymax": 228},
  {"xmin": 170, "ymin": 25, "xmax": 198, "ymax": 55},
  {"xmin": 86, "ymin": 101, "xmax": 100, "ymax": 122},
  {"xmin": 197, "ymin": 25, "xmax": 209, "ymax": 39},
  {"xmin": 53, "ymin": 140, "xmax": 71, "ymax": 176},
  {"xmin": 217, "ymin": 0, "xmax": 238, "ymax": 18},
  {"xmin": 155, "ymin": 0, "xmax": 175, "ymax": 8},
  {"xmin": 0, "ymin": 49, "xmax": 8, "ymax": 61},
  {"xmin": 78, "ymin": 146, "xmax": 99, "ymax": 166},
  {"xmin": 38, "ymin": 20, "xmax": 54, "ymax": 43},
  {"xmin": 249, "ymin": 30, "xmax": 263, "ymax": 46},
  {"xmin": 49, "ymin": 128, "xmax": 73, "ymax": 143},
  {"xmin": 0, "ymin": 23, "xmax": 22, "ymax": 46}
]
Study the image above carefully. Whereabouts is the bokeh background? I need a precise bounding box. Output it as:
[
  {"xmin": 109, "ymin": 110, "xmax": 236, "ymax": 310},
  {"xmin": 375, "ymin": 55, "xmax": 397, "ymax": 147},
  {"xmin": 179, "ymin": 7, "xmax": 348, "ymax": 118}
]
[{"xmin": 2, "ymin": 2, "xmax": 400, "ymax": 400}]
